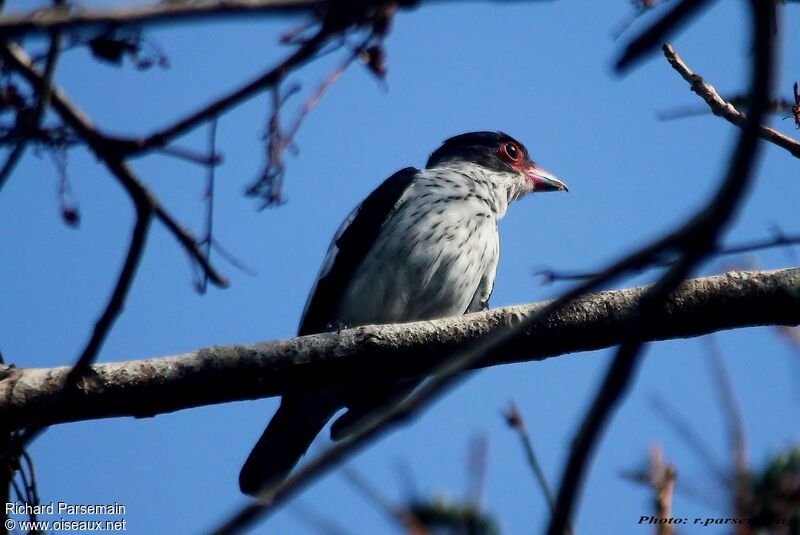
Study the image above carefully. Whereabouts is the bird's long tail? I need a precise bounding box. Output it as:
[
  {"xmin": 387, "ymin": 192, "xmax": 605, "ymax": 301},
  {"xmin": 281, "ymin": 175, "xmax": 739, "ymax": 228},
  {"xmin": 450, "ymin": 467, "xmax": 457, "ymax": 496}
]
[{"xmin": 239, "ymin": 396, "xmax": 337, "ymax": 496}]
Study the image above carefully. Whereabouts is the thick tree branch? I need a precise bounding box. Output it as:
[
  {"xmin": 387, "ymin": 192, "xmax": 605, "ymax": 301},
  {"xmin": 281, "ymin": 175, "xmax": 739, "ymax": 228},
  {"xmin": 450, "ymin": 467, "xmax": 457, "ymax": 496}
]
[{"xmin": 0, "ymin": 268, "xmax": 797, "ymax": 432}]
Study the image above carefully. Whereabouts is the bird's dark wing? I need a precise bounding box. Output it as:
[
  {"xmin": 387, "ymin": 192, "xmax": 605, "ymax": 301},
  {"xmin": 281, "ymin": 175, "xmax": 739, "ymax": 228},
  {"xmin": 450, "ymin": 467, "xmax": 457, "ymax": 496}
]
[{"xmin": 298, "ymin": 167, "xmax": 418, "ymax": 336}]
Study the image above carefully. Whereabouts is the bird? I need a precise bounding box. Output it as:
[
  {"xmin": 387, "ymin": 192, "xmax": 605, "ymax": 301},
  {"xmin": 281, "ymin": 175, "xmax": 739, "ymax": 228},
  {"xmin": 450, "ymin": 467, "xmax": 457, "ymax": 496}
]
[{"xmin": 239, "ymin": 131, "xmax": 567, "ymax": 495}]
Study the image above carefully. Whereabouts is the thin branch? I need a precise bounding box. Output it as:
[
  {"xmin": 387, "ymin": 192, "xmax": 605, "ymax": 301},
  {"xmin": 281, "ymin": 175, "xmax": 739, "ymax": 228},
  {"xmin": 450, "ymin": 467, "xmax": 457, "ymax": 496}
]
[
  {"xmin": 289, "ymin": 502, "xmax": 353, "ymax": 535},
  {"xmin": 649, "ymin": 395, "xmax": 729, "ymax": 486},
  {"xmin": 342, "ymin": 467, "xmax": 429, "ymax": 534},
  {"xmin": 622, "ymin": 463, "xmax": 727, "ymax": 513},
  {"xmin": 156, "ymin": 144, "xmax": 223, "ymax": 167},
  {"xmin": 209, "ymin": 238, "xmax": 259, "ymax": 277},
  {"xmin": 19, "ymin": 450, "xmax": 37, "ymax": 507},
  {"xmin": 196, "ymin": 118, "xmax": 219, "ymax": 294},
  {"xmin": 247, "ymin": 32, "xmax": 375, "ymax": 205},
  {"xmin": 48, "ymin": 144, "xmax": 80, "ymax": 226},
  {"xmin": 12, "ymin": 451, "xmax": 32, "ymax": 509},
  {"xmin": 702, "ymin": 337, "xmax": 749, "ymax": 523},
  {"xmin": 0, "ymin": 0, "xmax": 325, "ymax": 36},
  {"xmin": 466, "ymin": 434, "xmax": 488, "ymax": 512},
  {"xmin": 649, "ymin": 446, "xmax": 676, "ymax": 535},
  {"xmin": 136, "ymin": 28, "xmax": 328, "ymax": 153},
  {"xmin": 504, "ymin": 403, "xmax": 556, "ymax": 509},
  {"xmin": 0, "ymin": 269, "xmax": 796, "ymax": 432},
  {"xmin": 0, "ymin": 27, "xmax": 62, "ymax": 190},
  {"xmin": 612, "ymin": 0, "xmax": 668, "ymax": 41},
  {"xmin": 615, "ymin": 0, "xmax": 712, "ymax": 72},
  {"xmin": 0, "ymin": 42, "xmax": 228, "ymax": 288},
  {"xmin": 3, "ymin": 3, "xmax": 397, "ymax": 208},
  {"xmin": 111, "ymin": 3, "xmax": 393, "ymax": 169},
  {"xmin": 663, "ymin": 43, "xmax": 800, "ymax": 159},
  {"xmin": 703, "ymin": 337, "xmax": 747, "ymax": 476},
  {"xmin": 8, "ymin": 475, "xmax": 23, "ymax": 506},
  {"xmin": 536, "ymin": 230, "xmax": 800, "ymax": 284},
  {"xmin": 547, "ymin": 2, "xmax": 775, "ymax": 533},
  {"xmin": 504, "ymin": 403, "xmax": 573, "ymax": 535},
  {"xmin": 657, "ymin": 96, "xmax": 795, "ymax": 121}
]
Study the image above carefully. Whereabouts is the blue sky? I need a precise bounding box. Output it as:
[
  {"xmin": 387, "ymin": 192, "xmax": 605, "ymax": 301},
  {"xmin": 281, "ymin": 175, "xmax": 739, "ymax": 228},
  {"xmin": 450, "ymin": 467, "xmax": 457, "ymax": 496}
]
[{"xmin": 1, "ymin": 0, "xmax": 799, "ymax": 533}]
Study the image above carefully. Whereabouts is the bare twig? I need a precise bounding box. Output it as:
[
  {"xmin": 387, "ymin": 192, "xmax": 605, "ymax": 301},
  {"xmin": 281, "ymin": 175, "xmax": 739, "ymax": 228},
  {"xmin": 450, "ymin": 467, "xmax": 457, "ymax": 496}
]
[
  {"xmin": 247, "ymin": 32, "xmax": 376, "ymax": 205},
  {"xmin": 612, "ymin": 0, "xmax": 666, "ymax": 41},
  {"xmin": 342, "ymin": 467, "xmax": 429, "ymax": 534},
  {"xmin": 504, "ymin": 404, "xmax": 555, "ymax": 508},
  {"xmin": 19, "ymin": 450, "xmax": 37, "ymax": 508},
  {"xmin": 289, "ymin": 502, "xmax": 352, "ymax": 535},
  {"xmin": 196, "ymin": 118, "xmax": 219, "ymax": 294},
  {"xmin": 466, "ymin": 434, "xmax": 488, "ymax": 512},
  {"xmin": 209, "ymin": 238, "xmax": 259, "ymax": 277},
  {"xmin": 155, "ymin": 144, "xmax": 223, "ymax": 167},
  {"xmin": 536, "ymin": 230, "xmax": 800, "ymax": 284},
  {"xmin": 47, "ymin": 144, "xmax": 80, "ymax": 226},
  {"xmin": 622, "ymin": 462, "xmax": 726, "ymax": 513},
  {"xmin": 0, "ymin": 27, "xmax": 62, "ymax": 190},
  {"xmin": 504, "ymin": 403, "xmax": 574, "ymax": 535},
  {"xmin": 121, "ymin": 5, "xmax": 394, "ymax": 205},
  {"xmin": 0, "ymin": 0, "xmax": 326, "ymax": 36},
  {"xmin": 140, "ymin": 27, "xmax": 326, "ymax": 153},
  {"xmin": 663, "ymin": 43, "xmax": 800, "ymax": 159},
  {"xmin": 8, "ymin": 475, "xmax": 23, "ymax": 507},
  {"xmin": 658, "ymin": 96, "xmax": 795, "ymax": 121},
  {"xmin": 2, "ymin": 3, "xmax": 399, "ymax": 208},
  {"xmin": 6, "ymin": 446, "xmax": 40, "ymax": 524},
  {"xmin": 0, "ymin": 42, "xmax": 228, "ymax": 288},
  {"xmin": 649, "ymin": 446, "xmax": 677, "ymax": 535},
  {"xmin": 1, "ymin": 2, "xmax": 401, "ymax": 210},
  {"xmin": 702, "ymin": 337, "xmax": 750, "ymax": 528},
  {"xmin": 649, "ymin": 395, "xmax": 729, "ymax": 485}
]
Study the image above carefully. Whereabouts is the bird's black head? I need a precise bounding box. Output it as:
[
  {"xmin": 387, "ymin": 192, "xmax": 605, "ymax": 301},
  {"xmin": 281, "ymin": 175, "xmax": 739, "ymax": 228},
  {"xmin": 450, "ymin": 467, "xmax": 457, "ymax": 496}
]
[
  {"xmin": 425, "ymin": 131, "xmax": 567, "ymax": 193},
  {"xmin": 426, "ymin": 131, "xmax": 527, "ymax": 172}
]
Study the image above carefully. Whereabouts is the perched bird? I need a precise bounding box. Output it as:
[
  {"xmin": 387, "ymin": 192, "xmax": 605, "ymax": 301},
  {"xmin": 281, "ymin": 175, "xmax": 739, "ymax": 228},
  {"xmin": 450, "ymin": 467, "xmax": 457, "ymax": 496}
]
[{"xmin": 239, "ymin": 131, "xmax": 567, "ymax": 495}]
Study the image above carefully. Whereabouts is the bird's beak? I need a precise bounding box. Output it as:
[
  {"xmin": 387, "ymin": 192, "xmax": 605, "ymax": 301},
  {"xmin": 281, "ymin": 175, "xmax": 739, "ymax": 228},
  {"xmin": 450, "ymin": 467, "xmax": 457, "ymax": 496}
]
[{"xmin": 525, "ymin": 164, "xmax": 568, "ymax": 192}]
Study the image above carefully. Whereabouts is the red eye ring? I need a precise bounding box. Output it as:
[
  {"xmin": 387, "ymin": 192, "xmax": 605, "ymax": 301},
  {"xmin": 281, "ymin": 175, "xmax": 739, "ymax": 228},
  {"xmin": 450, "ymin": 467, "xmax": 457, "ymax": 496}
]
[{"xmin": 501, "ymin": 142, "xmax": 520, "ymax": 162}]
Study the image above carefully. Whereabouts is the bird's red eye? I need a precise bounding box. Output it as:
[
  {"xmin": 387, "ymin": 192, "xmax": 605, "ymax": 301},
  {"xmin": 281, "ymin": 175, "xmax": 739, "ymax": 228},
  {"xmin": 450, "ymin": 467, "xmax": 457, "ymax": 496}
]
[{"xmin": 501, "ymin": 142, "xmax": 520, "ymax": 162}]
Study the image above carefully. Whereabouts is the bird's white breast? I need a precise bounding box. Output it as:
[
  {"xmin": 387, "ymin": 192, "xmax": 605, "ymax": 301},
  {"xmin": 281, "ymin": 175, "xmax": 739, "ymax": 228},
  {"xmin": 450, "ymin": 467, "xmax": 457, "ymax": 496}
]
[{"xmin": 334, "ymin": 168, "xmax": 502, "ymax": 326}]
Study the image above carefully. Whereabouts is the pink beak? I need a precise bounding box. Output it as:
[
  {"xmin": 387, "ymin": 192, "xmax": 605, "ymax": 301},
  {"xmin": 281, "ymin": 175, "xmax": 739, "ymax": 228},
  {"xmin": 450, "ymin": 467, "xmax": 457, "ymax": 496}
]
[{"xmin": 526, "ymin": 164, "xmax": 568, "ymax": 192}]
